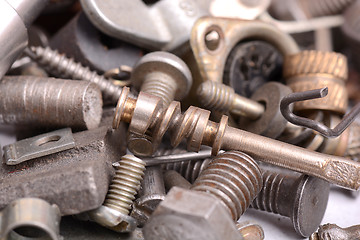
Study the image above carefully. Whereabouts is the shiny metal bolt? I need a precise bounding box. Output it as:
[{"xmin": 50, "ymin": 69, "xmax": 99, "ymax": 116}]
[
  {"xmin": 251, "ymin": 170, "xmax": 330, "ymax": 237},
  {"xmin": 87, "ymin": 155, "xmax": 146, "ymax": 232}
]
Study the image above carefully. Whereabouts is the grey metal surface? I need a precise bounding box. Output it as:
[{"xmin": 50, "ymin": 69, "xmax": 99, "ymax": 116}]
[
  {"xmin": 310, "ymin": 223, "xmax": 360, "ymax": 240},
  {"xmin": 0, "ymin": 76, "xmax": 103, "ymax": 130},
  {"xmin": 50, "ymin": 13, "xmax": 142, "ymax": 73},
  {"xmin": 0, "ymin": 0, "xmax": 48, "ymax": 79},
  {"xmin": 0, "ymin": 125, "xmax": 127, "ymax": 215},
  {"xmin": 3, "ymin": 128, "xmax": 75, "ymax": 165},
  {"xmin": 0, "ymin": 198, "xmax": 61, "ymax": 240}
]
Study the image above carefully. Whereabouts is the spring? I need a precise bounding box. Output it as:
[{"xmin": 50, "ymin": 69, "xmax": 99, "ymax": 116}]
[
  {"xmin": 299, "ymin": 0, "xmax": 355, "ymax": 18},
  {"xmin": 104, "ymin": 155, "xmax": 146, "ymax": 215},
  {"xmin": 191, "ymin": 151, "xmax": 263, "ymax": 221}
]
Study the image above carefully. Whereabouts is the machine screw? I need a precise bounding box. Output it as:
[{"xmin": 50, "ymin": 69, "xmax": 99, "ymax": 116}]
[
  {"xmin": 87, "ymin": 154, "xmax": 146, "ymax": 232},
  {"xmin": 26, "ymin": 46, "xmax": 123, "ymax": 104},
  {"xmin": 128, "ymin": 51, "xmax": 192, "ymax": 156},
  {"xmin": 143, "ymin": 151, "xmax": 263, "ymax": 240},
  {"xmin": 197, "ymin": 80, "xmax": 265, "ymax": 120},
  {"xmin": 310, "ymin": 223, "xmax": 360, "ymax": 240},
  {"xmin": 251, "ymin": 170, "xmax": 330, "ymax": 237}
]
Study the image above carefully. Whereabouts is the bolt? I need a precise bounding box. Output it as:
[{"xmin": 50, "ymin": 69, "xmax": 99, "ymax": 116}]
[
  {"xmin": 0, "ymin": 76, "xmax": 102, "ymax": 130},
  {"xmin": 197, "ymin": 80, "xmax": 265, "ymax": 120},
  {"xmin": 251, "ymin": 170, "xmax": 330, "ymax": 237},
  {"xmin": 87, "ymin": 154, "xmax": 146, "ymax": 232},
  {"xmin": 128, "ymin": 51, "xmax": 192, "ymax": 156},
  {"xmin": 310, "ymin": 223, "xmax": 360, "ymax": 240},
  {"xmin": 25, "ymin": 46, "xmax": 123, "ymax": 104},
  {"xmin": 113, "ymin": 87, "xmax": 360, "ymax": 190},
  {"xmin": 143, "ymin": 151, "xmax": 263, "ymax": 240}
]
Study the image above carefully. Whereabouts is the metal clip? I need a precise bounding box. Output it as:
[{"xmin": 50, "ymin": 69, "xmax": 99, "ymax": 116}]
[{"xmin": 280, "ymin": 87, "xmax": 360, "ymax": 138}]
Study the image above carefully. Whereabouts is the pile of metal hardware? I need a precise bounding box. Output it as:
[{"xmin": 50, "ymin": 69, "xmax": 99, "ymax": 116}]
[{"xmin": 1, "ymin": 0, "xmax": 360, "ymax": 239}]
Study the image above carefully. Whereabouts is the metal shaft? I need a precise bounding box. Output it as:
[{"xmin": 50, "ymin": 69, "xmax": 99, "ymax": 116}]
[
  {"xmin": 0, "ymin": 76, "xmax": 102, "ymax": 130},
  {"xmin": 113, "ymin": 87, "xmax": 360, "ymax": 190},
  {"xmin": 197, "ymin": 80, "xmax": 265, "ymax": 120}
]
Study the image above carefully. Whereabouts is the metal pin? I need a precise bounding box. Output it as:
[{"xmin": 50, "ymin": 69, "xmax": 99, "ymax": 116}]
[{"xmin": 280, "ymin": 87, "xmax": 360, "ymax": 137}]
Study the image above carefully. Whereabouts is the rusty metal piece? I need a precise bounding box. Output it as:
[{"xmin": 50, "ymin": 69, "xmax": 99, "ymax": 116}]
[
  {"xmin": 0, "ymin": 125, "xmax": 127, "ymax": 215},
  {"xmin": 310, "ymin": 223, "xmax": 360, "ymax": 240},
  {"xmin": 143, "ymin": 151, "xmax": 262, "ymax": 240},
  {"xmin": 26, "ymin": 46, "xmax": 123, "ymax": 105},
  {"xmin": 113, "ymin": 87, "xmax": 360, "ymax": 190},
  {"xmin": 251, "ymin": 170, "xmax": 330, "ymax": 237},
  {"xmin": 0, "ymin": 76, "xmax": 102, "ymax": 130},
  {"xmin": 190, "ymin": 17, "xmax": 299, "ymax": 84}
]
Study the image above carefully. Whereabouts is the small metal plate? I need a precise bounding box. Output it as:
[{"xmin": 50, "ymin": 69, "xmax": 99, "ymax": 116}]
[{"xmin": 3, "ymin": 128, "xmax": 75, "ymax": 165}]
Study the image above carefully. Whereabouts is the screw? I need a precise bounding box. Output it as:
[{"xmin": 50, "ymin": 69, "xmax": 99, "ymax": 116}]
[
  {"xmin": 25, "ymin": 46, "xmax": 123, "ymax": 104},
  {"xmin": 87, "ymin": 154, "xmax": 146, "ymax": 232},
  {"xmin": 0, "ymin": 76, "xmax": 102, "ymax": 130},
  {"xmin": 197, "ymin": 80, "xmax": 265, "ymax": 120},
  {"xmin": 310, "ymin": 223, "xmax": 360, "ymax": 240},
  {"xmin": 128, "ymin": 51, "xmax": 192, "ymax": 156},
  {"xmin": 143, "ymin": 151, "xmax": 263, "ymax": 240},
  {"xmin": 113, "ymin": 87, "xmax": 360, "ymax": 190},
  {"xmin": 251, "ymin": 170, "xmax": 330, "ymax": 237}
]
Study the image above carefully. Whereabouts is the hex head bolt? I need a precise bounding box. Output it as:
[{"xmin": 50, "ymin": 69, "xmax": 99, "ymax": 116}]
[
  {"xmin": 251, "ymin": 170, "xmax": 330, "ymax": 237},
  {"xmin": 310, "ymin": 223, "xmax": 360, "ymax": 240},
  {"xmin": 143, "ymin": 151, "xmax": 263, "ymax": 240},
  {"xmin": 0, "ymin": 76, "xmax": 102, "ymax": 130},
  {"xmin": 128, "ymin": 51, "xmax": 192, "ymax": 156},
  {"xmin": 113, "ymin": 87, "xmax": 360, "ymax": 190},
  {"xmin": 26, "ymin": 46, "xmax": 123, "ymax": 104},
  {"xmin": 87, "ymin": 155, "xmax": 146, "ymax": 233}
]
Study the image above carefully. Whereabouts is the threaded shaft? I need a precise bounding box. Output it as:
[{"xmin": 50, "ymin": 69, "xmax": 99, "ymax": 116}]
[
  {"xmin": 299, "ymin": 0, "xmax": 355, "ymax": 18},
  {"xmin": 162, "ymin": 158, "xmax": 212, "ymax": 183},
  {"xmin": 104, "ymin": 155, "xmax": 146, "ymax": 215},
  {"xmin": 197, "ymin": 81, "xmax": 234, "ymax": 112},
  {"xmin": 251, "ymin": 171, "xmax": 284, "ymax": 214},
  {"xmin": 141, "ymin": 72, "xmax": 177, "ymax": 107},
  {"xmin": 29, "ymin": 46, "xmax": 122, "ymax": 104},
  {"xmin": 191, "ymin": 151, "xmax": 263, "ymax": 221}
]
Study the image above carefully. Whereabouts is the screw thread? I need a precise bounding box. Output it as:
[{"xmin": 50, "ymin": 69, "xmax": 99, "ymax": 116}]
[
  {"xmin": 141, "ymin": 73, "xmax": 177, "ymax": 107},
  {"xmin": 191, "ymin": 151, "xmax": 263, "ymax": 221},
  {"xmin": 299, "ymin": 0, "xmax": 355, "ymax": 18},
  {"xmin": 30, "ymin": 46, "xmax": 122, "ymax": 104},
  {"xmin": 104, "ymin": 155, "xmax": 146, "ymax": 215},
  {"xmin": 251, "ymin": 171, "xmax": 284, "ymax": 214},
  {"xmin": 162, "ymin": 158, "xmax": 212, "ymax": 183},
  {"xmin": 197, "ymin": 81, "xmax": 234, "ymax": 112}
]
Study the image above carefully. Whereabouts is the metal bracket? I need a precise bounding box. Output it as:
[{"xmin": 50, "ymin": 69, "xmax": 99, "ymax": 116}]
[{"xmin": 3, "ymin": 128, "xmax": 75, "ymax": 165}]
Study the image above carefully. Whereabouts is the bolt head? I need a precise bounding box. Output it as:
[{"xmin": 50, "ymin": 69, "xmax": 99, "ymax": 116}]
[
  {"xmin": 292, "ymin": 175, "xmax": 330, "ymax": 237},
  {"xmin": 143, "ymin": 187, "xmax": 242, "ymax": 240},
  {"xmin": 87, "ymin": 205, "xmax": 137, "ymax": 233},
  {"xmin": 131, "ymin": 52, "xmax": 193, "ymax": 100}
]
